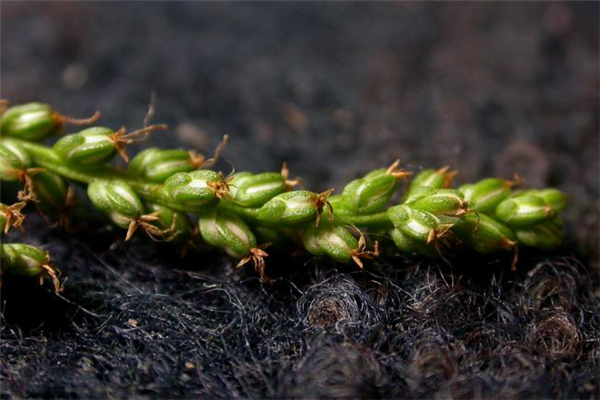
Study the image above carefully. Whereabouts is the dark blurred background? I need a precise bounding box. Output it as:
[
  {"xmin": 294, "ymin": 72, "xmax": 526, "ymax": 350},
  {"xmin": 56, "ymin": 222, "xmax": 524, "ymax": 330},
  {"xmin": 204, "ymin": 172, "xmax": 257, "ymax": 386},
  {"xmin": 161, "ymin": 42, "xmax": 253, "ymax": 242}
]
[{"xmin": 1, "ymin": 2, "xmax": 599, "ymax": 399}]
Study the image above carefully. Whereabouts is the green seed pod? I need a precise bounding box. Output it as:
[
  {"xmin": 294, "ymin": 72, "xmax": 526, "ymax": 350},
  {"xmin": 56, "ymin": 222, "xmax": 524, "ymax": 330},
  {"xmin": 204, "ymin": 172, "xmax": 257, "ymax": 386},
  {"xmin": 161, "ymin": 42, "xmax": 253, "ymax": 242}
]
[
  {"xmin": 495, "ymin": 195, "xmax": 556, "ymax": 227},
  {"xmin": 129, "ymin": 148, "xmax": 198, "ymax": 182},
  {"xmin": 229, "ymin": 172, "xmax": 287, "ymax": 207},
  {"xmin": 0, "ymin": 103, "xmax": 100, "ymax": 141},
  {"xmin": 256, "ymin": 191, "xmax": 318, "ymax": 225},
  {"xmin": 302, "ymin": 221, "xmax": 358, "ymax": 263},
  {"xmin": 452, "ymin": 213, "xmax": 516, "ymax": 254},
  {"xmin": 409, "ymin": 189, "xmax": 468, "ymax": 218},
  {"xmin": 198, "ymin": 210, "xmax": 257, "ymax": 258},
  {"xmin": 514, "ymin": 221, "xmax": 562, "ymax": 250},
  {"xmin": 30, "ymin": 171, "xmax": 69, "ymax": 211},
  {"xmin": 146, "ymin": 203, "xmax": 191, "ymax": 243},
  {"xmin": 406, "ymin": 165, "xmax": 456, "ymax": 196},
  {"xmin": 53, "ymin": 127, "xmax": 117, "ymax": 166},
  {"xmin": 163, "ymin": 170, "xmax": 222, "ymax": 208},
  {"xmin": 403, "ymin": 186, "xmax": 438, "ymax": 204},
  {"xmin": 460, "ymin": 178, "xmax": 514, "ymax": 213},
  {"xmin": 0, "ymin": 103, "xmax": 56, "ymax": 141},
  {"xmin": 0, "ymin": 243, "xmax": 48, "ymax": 277},
  {"xmin": 390, "ymin": 227, "xmax": 439, "ymax": 258},
  {"xmin": 0, "ymin": 138, "xmax": 31, "ymax": 181},
  {"xmin": 87, "ymin": 179, "xmax": 144, "ymax": 229},
  {"xmin": 340, "ymin": 173, "xmax": 397, "ymax": 214},
  {"xmin": 513, "ymin": 188, "xmax": 568, "ymax": 213},
  {"xmin": 387, "ymin": 205, "xmax": 441, "ymax": 242}
]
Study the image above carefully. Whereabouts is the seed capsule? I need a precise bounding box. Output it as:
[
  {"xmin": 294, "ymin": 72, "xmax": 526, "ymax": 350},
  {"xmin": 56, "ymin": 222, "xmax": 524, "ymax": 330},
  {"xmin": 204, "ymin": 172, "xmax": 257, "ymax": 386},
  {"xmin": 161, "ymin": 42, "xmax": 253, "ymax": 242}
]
[
  {"xmin": 409, "ymin": 189, "xmax": 468, "ymax": 218},
  {"xmin": 513, "ymin": 188, "xmax": 568, "ymax": 213},
  {"xmin": 30, "ymin": 171, "xmax": 69, "ymax": 211},
  {"xmin": 257, "ymin": 190, "xmax": 335, "ymax": 226},
  {"xmin": 302, "ymin": 221, "xmax": 358, "ymax": 263},
  {"xmin": 514, "ymin": 221, "xmax": 562, "ymax": 250},
  {"xmin": 146, "ymin": 203, "xmax": 191, "ymax": 243},
  {"xmin": 340, "ymin": 160, "xmax": 410, "ymax": 214},
  {"xmin": 452, "ymin": 213, "xmax": 516, "ymax": 254},
  {"xmin": 494, "ymin": 195, "xmax": 556, "ymax": 227},
  {"xmin": 0, "ymin": 102, "xmax": 100, "ymax": 141},
  {"xmin": 387, "ymin": 205, "xmax": 446, "ymax": 243},
  {"xmin": 229, "ymin": 172, "xmax": 287, "ymax": 207},
  {"xmin": 54, "ymin": 127, "xmax": 117, "ymax": 166},
  {"xmin": 54, "ymin": 124, "xmax": 167, "ymax": 165},
  {"xmin": 460, "ymin": 178, "xmax": 515, "ymax": 213},
  {"xmin": 390, "ymin": 227, "xmax": 439, "ymax": 258},
  {"xmin": 0, "ymin": 138, "xmax": 31, "ymax": 181},
  {"xmin": 87, "ymin": 179, "xmax": 144, "ymax": 229},
  {"xmin": 198, "ymin": 210, "xmax": 257, "ymax": 258},
  {"xmin": 129, "ymin": 148, "xmax": 201, "ymax": 182},
  {"xmin": 163, "ymin": 170, "xmax": 222, "ymax": 208},
  {"xmin": 406, "ymin": 166, "xmax": 457, "ymax": 197},
  {"xmin": 0, "ymin": 243, "xmax": 61, "ymax": 291}
]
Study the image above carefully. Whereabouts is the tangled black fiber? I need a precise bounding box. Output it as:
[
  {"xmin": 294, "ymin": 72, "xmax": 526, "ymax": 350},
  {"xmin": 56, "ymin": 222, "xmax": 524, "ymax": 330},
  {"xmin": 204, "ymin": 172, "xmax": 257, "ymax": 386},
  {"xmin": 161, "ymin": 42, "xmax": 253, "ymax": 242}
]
[{"xmin": 1, "ymin": 213, "xmax": 599, "ymax": 399}]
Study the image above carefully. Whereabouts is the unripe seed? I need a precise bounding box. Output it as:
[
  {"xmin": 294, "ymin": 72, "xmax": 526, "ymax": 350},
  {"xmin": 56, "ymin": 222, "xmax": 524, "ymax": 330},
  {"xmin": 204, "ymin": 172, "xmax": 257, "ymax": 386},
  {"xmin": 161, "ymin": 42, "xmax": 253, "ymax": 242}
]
[
  {"xmin": 390, "ymin": 227, "xmax": 439, "ymax": 258},
  {"xmin": 514, "ymin": 222, "xmax": 562, "ymax": 250},
  {"xmin": 30, "ymin": 171, "xmax": 69, "ymax": 210},
  {"xmin": 406, "ymin": 166, "xmax": 456, "ymax": 195},
  {"xmin": 54, "ymin": 127, "xmax": 116, "ymax": 166},
  {"xmin": 198, "ymin": 210, "xmax": 257, "ymax": 258},
  {"xmin": 0, "ymin": 138, "xmax": 31, "ymax": 181},
  {"xmin": 229, "ymin": 172, "xmax": 287, "ymax": 207},
  {"xmin": 495, "ymin": 195, "xmax": 556, "ymax": 227},
  {"xmin": 341, "ymin": 172, "xmax": 398, "ymax": 214},
  {"xmin": 257, "ymin": 190, "xmax": 324, "ymax": 225},
  {"xmin": 302, "ymin": 221, "xmax": 358, "ymax": 263},
  {"xmin": 0, "ymin": 102, "xmax": 100, "ymax": 141},
  {"xmin": 129, "ymin": 148, "xmax": 198, "ymax": 182},
  {"xmin": 461, "ymin": 178, "xmax": 515, "ymax": 213},
  {"xmin": 163, "ymin": 170, "xmax": 222, "ymax": 207},
  {"xmin": 513, "ymin": 188, "xmax": 568, "ymax": 213},
  {"xmin": 387, "ymin": 205, "xmax": 442, "ymax": 242},
  {"xmin": 87, "ymin": 179, "xmax": 144, "ymax": 229},
  {"xmin": 409, "ymin": 189, "xmax": 468, "ymax": 218},
  {"xmin": 452, "ymin": 213, "xmax": 516, "ymax": 254},
  {"xmin": 403, "ymin": 186, "xmax": 437, "ymax": 204},
  {"xmin": 0, "ymin": 243, "xmax": 61, "ymax": 292}
]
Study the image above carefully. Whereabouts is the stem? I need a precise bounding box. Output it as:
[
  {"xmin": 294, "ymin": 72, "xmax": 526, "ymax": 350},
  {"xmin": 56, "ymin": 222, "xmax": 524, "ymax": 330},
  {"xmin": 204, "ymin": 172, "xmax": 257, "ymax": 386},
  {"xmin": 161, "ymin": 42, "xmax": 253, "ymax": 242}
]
[{"xmin": 335, "ymin": 210, "xmax": 393, "ymax": 230}]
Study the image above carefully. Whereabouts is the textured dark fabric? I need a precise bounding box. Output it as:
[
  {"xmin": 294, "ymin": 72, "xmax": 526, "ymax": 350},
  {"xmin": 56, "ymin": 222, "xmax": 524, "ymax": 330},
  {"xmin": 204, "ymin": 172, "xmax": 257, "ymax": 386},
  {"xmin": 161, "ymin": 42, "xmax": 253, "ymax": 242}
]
[{"xmin": 1, "ymin": 2, "xmax": 599, "ymax": 399}]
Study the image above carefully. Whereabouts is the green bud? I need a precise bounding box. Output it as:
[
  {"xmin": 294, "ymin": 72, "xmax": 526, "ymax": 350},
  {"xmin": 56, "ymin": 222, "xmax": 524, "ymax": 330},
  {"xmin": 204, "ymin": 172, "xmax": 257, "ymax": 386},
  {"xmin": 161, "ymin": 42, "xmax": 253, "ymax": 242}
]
[
  {"xmin": 146, "ymin": 203, "xmax": 191, "ymax": 243},
  {"xmin": 495, "ymin": 195, "xmax": 556, "ymax": 227},
  {"xmin": 406, "ymin": 166, "xmax": 456, "ymax": 196},
  {"xmin": 340, "ymin": 172, "xmax": 398, "ymax": 214},
  {"xmin": 229, "ymin": 172, "xmax": 287, "ymax": 207},
  {"xmin": 163, "ymin": 170, "xmax": 222, "ymax": 208},
  {"xmin": 256, "ymin": 191, "xmax": 318, "ymax": 225},
  {"xmin": 0, "ymin": 243, "xmax": 48, "ymax": 277},
  {"xmin": 0, "ymin": 138, "xmax": 31, "ymax": 181},
  {"xmin": 460, "ymin": 178, "xmax": 514, "ymax": 213},
  {"xmin": 302, "ymin": 221, "xmax": 359, "ymax": 264},
  {"xmin": 403, "ymin": 186, "xmax": 437, "ymax": 204},
  {"xmin": 514, "ymin": 222, "xmax": 562, "ymax": 250},
  {"xmin": 53, "ymin": 127, "xmax": 116, "ymax": 166},
  {"xmin": 387, "ymin": 205, "xmax": 444, "ymax": 243},
  {"xmin": 198, "ymin": 210, "xmax": 257, "ymax": 258},
  {"xmin": 30, "ymin": 171, "xmax": 69, "ymax": 211},
  {"xmin": 0, "ymin": 103, "xmax": 56, "ymax": 141},
  {"xmin": 129, "ymin": 148, "xmax": 198, "ymax": 182},
  {"xmin": 87, "ymin": 180, "xmax": 144, "ymax": 229},
  {"xmin": 390, "ymin": 227, "xmax": 439, "ymax": 258},
  {"xmin": 0, "ymin": 103, "xmax": 100, "ymax": 141},
  {"xmin": 409, "ymin": 189, "xmax": 468, "ymax": 218},
  {"xmin": 452, "ymin": 213, "xmax": 516, "ymax": 254}
]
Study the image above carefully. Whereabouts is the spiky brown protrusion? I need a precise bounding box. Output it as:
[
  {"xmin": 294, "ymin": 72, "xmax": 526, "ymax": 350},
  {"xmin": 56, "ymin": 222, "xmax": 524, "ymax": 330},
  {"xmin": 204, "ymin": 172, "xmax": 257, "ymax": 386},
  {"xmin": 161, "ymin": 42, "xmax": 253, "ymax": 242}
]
[
  {"xmin": 350, "ymin": 233, "xmax": 380, "ymax": 269},
  {"xmin": 386, "ymin": 159, "xmax": 412, "ymax": 180},
  {"xmin": 201, "ymin": 134, "xmax": 230, "ymax": 168},
  {"xmin": 1, "ymin": 201, "xmax": 27, "ymax": 234},
  {"xmin": 434, "ymin": 165, "xmax": 459, "ymax": 188},
  {"xmin": 207, "ymin": 172, "xmax": 232, "ymax": 200},
  {"xmin": 281, "ymin": 162, "xmax": 303, "ymax": 191},
  {"xmin": 311, "ymin": 188, "xmax": 335, "ymax": 227},
  {"xmin": 236, "ymin": 245, "xmax": 272, "ymax": 283},
  {"xmin": 109, "ymin": 124, "xmax": 168, "ymax": 163}
]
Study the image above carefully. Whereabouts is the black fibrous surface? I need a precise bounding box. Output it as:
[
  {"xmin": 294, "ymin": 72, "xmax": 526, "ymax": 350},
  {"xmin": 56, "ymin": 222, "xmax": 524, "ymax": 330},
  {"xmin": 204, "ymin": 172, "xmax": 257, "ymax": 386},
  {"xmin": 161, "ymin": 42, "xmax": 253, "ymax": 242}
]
[{"xmin": 1, "ymin": 2, "xmax": 599, "ymax": 399}]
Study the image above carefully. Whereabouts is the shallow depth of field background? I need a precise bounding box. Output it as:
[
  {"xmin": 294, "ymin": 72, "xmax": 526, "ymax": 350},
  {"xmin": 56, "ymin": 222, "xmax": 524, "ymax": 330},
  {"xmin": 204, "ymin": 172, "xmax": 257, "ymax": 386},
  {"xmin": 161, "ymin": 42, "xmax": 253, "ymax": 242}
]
[{"xmin": 1, "ymin": 2, "xmax": 599, "ymax": 399}]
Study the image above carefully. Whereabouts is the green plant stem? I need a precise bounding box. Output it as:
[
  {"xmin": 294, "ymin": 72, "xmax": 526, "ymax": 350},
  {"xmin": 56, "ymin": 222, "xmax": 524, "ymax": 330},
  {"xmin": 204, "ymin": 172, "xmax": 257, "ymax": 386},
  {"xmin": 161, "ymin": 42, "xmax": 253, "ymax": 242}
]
[{"xmin": 5, "ymin": 138, "xmax": 392, "ymax": 230}]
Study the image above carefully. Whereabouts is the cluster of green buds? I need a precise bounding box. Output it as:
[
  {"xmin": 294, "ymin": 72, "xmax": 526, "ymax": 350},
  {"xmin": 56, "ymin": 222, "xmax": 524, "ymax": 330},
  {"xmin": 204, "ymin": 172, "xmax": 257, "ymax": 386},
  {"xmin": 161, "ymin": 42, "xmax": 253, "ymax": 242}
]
[{"xmin": 0, "ymin": 101, "xmax": 571, "ymax": 285}]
